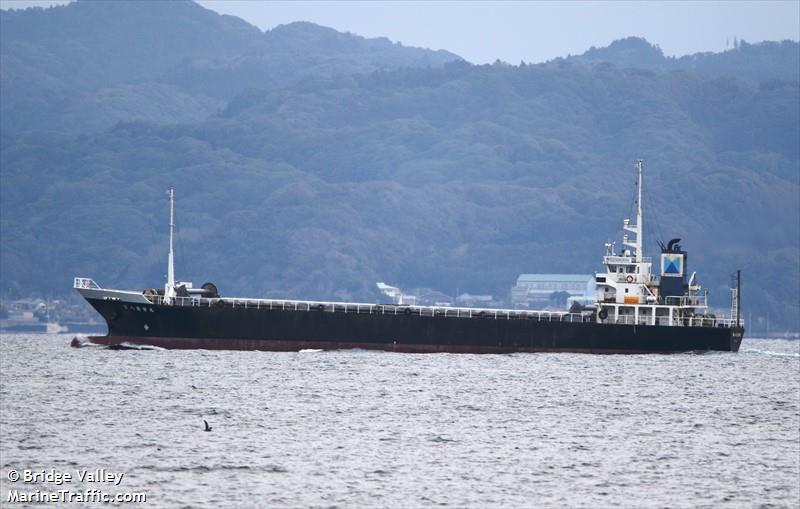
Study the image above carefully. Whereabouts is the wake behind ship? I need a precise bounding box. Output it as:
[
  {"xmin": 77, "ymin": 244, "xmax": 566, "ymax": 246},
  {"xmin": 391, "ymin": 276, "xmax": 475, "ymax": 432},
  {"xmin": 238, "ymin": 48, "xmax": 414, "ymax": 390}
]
[{"xmin": 74, "ymin": 161, "xmax": 744, "ymax": 353}]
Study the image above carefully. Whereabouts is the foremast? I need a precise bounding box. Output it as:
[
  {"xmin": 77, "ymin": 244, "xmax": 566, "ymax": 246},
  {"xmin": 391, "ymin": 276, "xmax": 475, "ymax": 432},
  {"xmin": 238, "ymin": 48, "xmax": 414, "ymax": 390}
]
[{"xmin": 164, "ymin": 187, "xmax": 176, "ymax": 304}]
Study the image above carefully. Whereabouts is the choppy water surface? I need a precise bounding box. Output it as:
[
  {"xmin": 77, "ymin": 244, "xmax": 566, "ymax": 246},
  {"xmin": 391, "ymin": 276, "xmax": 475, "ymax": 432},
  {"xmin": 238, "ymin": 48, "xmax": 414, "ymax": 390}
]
[{"xmin": 1, "ymin": 334, "xmax": 798, "ymax": 508}]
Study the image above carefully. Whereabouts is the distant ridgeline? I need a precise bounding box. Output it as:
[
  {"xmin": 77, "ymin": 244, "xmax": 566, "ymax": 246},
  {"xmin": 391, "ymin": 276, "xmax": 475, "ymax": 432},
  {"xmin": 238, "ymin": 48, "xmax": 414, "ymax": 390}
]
[{"xmin": 1, "ymin": 1, "xmax": 798, "ymax": 331}]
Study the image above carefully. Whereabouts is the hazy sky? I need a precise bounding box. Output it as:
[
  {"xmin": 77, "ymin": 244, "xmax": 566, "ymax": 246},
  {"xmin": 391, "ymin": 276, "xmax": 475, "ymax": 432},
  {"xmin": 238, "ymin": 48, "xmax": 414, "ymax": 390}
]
[{"xmin": 2, "ymin": 0, "xmax": 798, "ymax": 64}]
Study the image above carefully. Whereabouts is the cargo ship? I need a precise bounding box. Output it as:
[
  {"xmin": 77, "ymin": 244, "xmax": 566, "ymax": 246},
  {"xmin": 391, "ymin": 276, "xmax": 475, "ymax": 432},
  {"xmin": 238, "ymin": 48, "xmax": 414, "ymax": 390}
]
[{"xmin": 73, "ymin": 161, "xmax": 744, "ymax": 353}]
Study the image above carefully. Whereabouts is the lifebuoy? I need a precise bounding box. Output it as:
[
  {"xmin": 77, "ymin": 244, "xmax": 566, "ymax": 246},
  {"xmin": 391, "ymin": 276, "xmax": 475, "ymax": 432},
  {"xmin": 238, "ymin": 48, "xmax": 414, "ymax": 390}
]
[
  {"xmin": 404, "ymin": 308, "xmax": 412, "ymax": 315},
  {"xmin": 598, "ymin": 309, "xmax": 608, "ymax": 320},
  {"xmin": 626, "ymin": 275, "xmax": 634, "ymax": 283}
]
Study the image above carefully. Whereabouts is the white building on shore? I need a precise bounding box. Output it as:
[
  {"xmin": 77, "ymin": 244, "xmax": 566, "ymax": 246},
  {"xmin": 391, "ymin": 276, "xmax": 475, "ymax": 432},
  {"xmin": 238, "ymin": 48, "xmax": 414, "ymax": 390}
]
[{"xmin": 511, "ymin": 274, "xmax": 595, "ymax": 309}]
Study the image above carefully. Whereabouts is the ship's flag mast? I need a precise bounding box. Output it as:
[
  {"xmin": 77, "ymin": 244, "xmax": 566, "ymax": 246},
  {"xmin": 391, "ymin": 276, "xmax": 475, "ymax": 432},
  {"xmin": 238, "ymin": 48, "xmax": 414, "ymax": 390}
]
[{"xmin": 164, "ymin": 187, "xmax": 176, "ymax": 304}]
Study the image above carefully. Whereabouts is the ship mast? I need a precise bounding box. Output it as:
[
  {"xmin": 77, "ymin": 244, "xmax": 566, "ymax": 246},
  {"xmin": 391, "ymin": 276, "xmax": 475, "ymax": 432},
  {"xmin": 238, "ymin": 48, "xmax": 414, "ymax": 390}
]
[
  {"xmin": 164, "ymin": 187, "xmax": 176, "ymax": 304},
  {"xmin": 636, "ymin": 159, "xmax": 643, "ymax": 262},
  {"xmin": 623, "ymin": 160, "xmax": 644, "ymax": 261}
]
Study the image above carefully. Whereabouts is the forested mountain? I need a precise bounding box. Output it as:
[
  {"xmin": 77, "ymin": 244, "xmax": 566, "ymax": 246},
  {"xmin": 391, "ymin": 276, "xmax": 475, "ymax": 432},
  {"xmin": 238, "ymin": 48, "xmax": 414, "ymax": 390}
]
[
  {"xmin": 0, "ymin": 0, "xmax": 459, "ymax": 132},
  {"xmin": 1, "ymin": 1, "xmax": 798, "ymax": 331},
  {"xmin": 568, "ymin": 36, "xmax": 799, "ymax": 84}
]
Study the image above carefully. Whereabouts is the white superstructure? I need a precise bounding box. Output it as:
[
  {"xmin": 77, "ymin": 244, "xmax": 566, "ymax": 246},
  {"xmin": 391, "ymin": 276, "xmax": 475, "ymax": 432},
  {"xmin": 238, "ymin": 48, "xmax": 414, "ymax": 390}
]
[{"xmin": 593, "ymin": 160, "xmax": 740, "ymax": 327}]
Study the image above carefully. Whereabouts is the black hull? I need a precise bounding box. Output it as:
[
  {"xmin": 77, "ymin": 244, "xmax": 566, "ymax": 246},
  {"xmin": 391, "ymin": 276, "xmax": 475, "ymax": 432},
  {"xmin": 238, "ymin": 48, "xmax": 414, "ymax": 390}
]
[{"xmin": 78, "ymin": 298, "xmax": 744, "ymax": 354}]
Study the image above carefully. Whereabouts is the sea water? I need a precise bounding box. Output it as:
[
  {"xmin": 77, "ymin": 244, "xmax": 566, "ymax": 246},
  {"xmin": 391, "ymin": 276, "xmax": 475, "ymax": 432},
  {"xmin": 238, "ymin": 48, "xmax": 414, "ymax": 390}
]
[{"xmin": 1, "ymin": 334, "xmax": 798, "ymax": 508}]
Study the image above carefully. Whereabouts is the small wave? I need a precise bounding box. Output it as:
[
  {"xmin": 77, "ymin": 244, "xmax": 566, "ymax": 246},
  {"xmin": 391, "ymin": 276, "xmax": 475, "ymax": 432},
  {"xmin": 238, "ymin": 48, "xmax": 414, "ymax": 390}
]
[
  {"xmin": 264, "ymin": 465, "xmax": 288, "ymax": 473},
  {"xmin": 168, "ymin": 464, "xmax": 284, "ymax": 473},
  {"xmin": 70, "ymin": 337, "xmax": 103, "ymax": 348},
  {"xmin": 299, "ymin": 349, "xmax": 323, "ymax": 353},
  {"xmin": 427, "ymin": 435, "xmax": 456, "ymax": 443},
  {"xmin": 108, "ymin": 342, "xmax": 166, "ymax": 351},
  {"xmin": 456, "ymin": 404, "xmax": 485, "ymax": 412},
  {"xmin": 742, "ymin": 348, "xmax": 799, "ymax": 358}
]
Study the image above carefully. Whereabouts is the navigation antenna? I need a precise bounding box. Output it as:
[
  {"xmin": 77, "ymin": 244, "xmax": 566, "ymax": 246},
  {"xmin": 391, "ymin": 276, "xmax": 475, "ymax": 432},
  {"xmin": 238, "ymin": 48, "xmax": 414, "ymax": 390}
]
[{"xmin": 164, "ymin": 187, "xmax": 176, "ymax": 304}]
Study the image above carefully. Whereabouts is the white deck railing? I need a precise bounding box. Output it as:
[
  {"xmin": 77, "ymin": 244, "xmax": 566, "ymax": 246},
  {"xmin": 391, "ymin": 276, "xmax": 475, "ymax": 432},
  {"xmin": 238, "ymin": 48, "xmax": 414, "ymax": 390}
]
[
  {"xmin": 74, "ymin": 277, "xmax": 101, "ymax": 290},
  {"xmin": 603, "ymin": 256, "xmax": 652, "ymax": 264},
  {"xmin": 664, "ymin": 295, "xmax": 707, "ymax": 307},
  {"xmin": 138, "ymin": 293, "xmax": 739, "ymax": 328},
  {"xmin": 610, "ymin": 314, "xmax": 742, "ymax": 328},
  {"xmin": 142, "ymin": 293, "xmax": 594, "ymax": 323}
]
